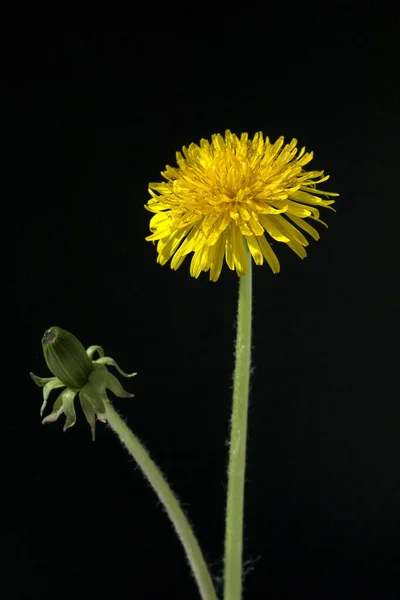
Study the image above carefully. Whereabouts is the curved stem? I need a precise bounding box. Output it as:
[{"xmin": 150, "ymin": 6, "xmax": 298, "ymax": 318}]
[
  {"xmin": 223, "ymin": 256, "xmax": 253, "ymax": 600},
  {"xmin": 104, "ymin": 402, "xmax": 219, "ymax": 600}
]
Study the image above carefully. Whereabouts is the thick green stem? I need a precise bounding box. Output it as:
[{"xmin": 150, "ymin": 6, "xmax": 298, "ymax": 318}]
[
  {"xmin": 223, "ymin": 256, "xmax": 253, "ymax": 600},
  {"xmin": 105, "ymin": 402, "xmax": 219, "ymax": 600}
]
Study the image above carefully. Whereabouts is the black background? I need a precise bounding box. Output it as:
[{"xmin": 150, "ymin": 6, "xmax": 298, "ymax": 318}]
[{"xmin": 8, "ymin": 6, "xmax": 400, "ymax": 599}]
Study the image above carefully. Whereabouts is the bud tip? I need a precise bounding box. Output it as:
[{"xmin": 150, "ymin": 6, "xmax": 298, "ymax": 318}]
[{"xmin": 42, "ymin": 327, "xmax": 57, "ymax": 345}]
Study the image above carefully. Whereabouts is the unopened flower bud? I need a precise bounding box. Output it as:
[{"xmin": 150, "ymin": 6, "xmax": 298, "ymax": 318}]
[
  {"xmin": 32, "ymin": 326, "xmax": 136, "ymax": 439},
  {"xmin": 42, "ymin": 326, "xmax": 93, "ymax": 390}
]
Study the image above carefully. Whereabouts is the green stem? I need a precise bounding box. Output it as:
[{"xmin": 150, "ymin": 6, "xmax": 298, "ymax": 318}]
[
  {"xmin": 104, "ymin": 402, "xmax": 219, "ymax": 600},
  {"xmin": 223, "ymin": 255, "xmax": 253, "ymax": 600}
]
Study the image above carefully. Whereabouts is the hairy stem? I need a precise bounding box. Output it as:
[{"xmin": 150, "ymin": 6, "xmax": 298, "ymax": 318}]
[
  {"xmin": 223, "ymin": 256, "xmax": 253, "ymax": 600},
  {"xmin": 104, "ymin": 402, "xmax": 219, "ymax": 600}
]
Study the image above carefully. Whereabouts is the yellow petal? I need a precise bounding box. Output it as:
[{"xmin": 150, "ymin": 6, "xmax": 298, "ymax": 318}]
[
  {"xmin": 257, "ymin": 235, "xmax": 280, "ymax": 273},
  {"xmin": 287, "ymin": 215, "xmax": 320, "ymax": 241},
  {"xmin": 232, "ymin": 224, "xmax": 247, "ymax": 275},
  {"xmin": 209, "ymin": 232, "xmax": 227, "ymax": 281},
  {"xmin": 259, "ymin": 215, "xmax": 290, "ymax": 242},
  {"xmin": 246, "ymin": 234, "xmax": 264, "ymax": 265},
  {"xmin": 287, "ymin": 238, "xmax": 307, "ymax": 259},
  {"xmin": 273, "ymin": 215, "xmax": 309, "ymax": 246},
  {"xmin": 285, "ymin": 201, "xmax": 313, "ymax": 218}
]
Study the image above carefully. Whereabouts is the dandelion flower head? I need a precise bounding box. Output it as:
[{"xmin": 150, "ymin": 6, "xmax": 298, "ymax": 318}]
[{"xmin": 145, "ymin": 130, "xmax": 338, "ymax": 281}]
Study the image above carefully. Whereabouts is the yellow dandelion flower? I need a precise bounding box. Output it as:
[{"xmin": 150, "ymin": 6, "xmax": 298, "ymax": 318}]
[{"xmin": 145, "ymin": 130, "xmax": 338, "ymax": 281}]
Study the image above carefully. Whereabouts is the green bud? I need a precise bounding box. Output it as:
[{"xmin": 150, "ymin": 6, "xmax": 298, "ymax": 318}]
[
  {"xmin": 33, "ymin": 326, "xmax": 136, "ymax": 439},
  {"xmin": 42, "ymin": 326, "xmax": 93, "ymax": 390}
]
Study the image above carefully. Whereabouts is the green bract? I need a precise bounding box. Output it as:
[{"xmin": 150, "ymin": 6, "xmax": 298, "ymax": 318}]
[{"xmin": 31, "ymin": 326, "xmax": 136, "ymax": 440}]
